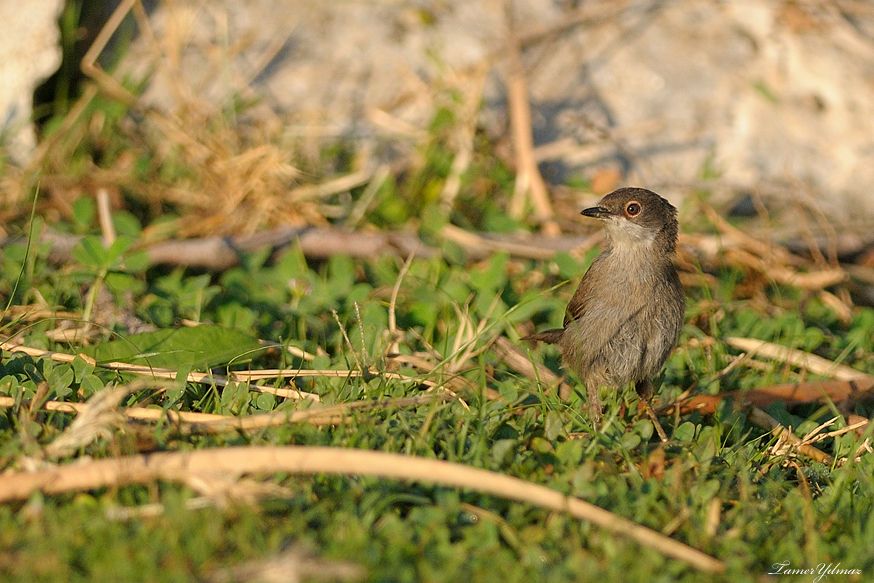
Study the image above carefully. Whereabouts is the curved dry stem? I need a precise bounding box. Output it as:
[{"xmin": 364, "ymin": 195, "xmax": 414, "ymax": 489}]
[
  {"xmin": 0, "ymin": 446, "xmax": 724, "ymax": 573},
  {"xmin": 0, "ymin": 394, "xmax": 443, "ymax": 435}
]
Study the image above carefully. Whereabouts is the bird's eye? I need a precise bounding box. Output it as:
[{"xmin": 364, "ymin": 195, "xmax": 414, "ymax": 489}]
[{"xmin": 625, "ymin": 202, "xmax": 641, "ymax": 216}]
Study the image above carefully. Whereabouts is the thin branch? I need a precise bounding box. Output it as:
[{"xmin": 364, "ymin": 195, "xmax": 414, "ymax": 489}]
[
  {"xmin": 186, "ymin": 395, "xmax": 443, "ymax": 434},
  {"xmin": 80, "ymin": 0, "xmax": 140, "ymax": 105},
  {"xmin": 0, "ymin": 394, "xmax": 445, "ymax": 435},
  {"xmin": 0, "ymin": 342, "xmax": 320, "ymax": 400},
  {"xmin": 288, "ymin": 170, "xmax": 373, "ymax": 203},
  {"xmin": 0, "ymin": 446, "xmax": 725, "ymax": 573},
  {"xmin": 387, "ymin": 252, "xmax": 416, "ymax": 355},
  {"xmin": 96, "ymin": 188, "xmax": 116, "ymax": 247},
  {"xmin": 26, "ymin": 226, "xmax": 873, "ymax": 280},
  {"xmin": 725, "ymin": 337, "xmax": 871, "ymax": 381},
  {"xmin": 667, "ymin": 377, "xmax": 874, "ymax": 416},
  {"xmin": 504, "ymin": 5, "xmax": 559, "ymax": 235},
  {"xmin": 0, "ymin": 395, "xmax": 223, "ymax": 422},
  {"xmin": 749, "ymin": 407, "xmax": 833, "ymax": 465}
]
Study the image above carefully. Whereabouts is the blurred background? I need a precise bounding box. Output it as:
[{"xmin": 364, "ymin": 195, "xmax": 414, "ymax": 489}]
[{"xmin": 2, "ymin": 0, "xmax": 873, "ymax": 250}]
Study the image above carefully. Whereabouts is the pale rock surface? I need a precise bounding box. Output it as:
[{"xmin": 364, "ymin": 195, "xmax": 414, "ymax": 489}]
[
  {"xmin": 0, "ymin": 0, "xmax": 64, "ymax": 162},
  {"xmin": 46, "ymin": 1, "xmax": 874, "ymax": 225}
]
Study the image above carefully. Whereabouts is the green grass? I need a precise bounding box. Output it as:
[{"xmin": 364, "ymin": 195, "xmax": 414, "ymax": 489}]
[
  {"xmin": 0, "ymin": 214, "xmax": 872, "ymax": 582},
  {"xmin": 3, "ymin": 42, "xmax": 873, "ymax": 580}
]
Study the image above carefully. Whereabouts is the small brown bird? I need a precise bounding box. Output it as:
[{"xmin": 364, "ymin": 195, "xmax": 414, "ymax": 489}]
[{"xmin": 526, "ymin": 187, "xmax": 685, "ymax": 432}]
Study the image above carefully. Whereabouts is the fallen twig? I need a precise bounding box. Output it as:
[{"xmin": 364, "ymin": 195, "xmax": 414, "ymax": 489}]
[
  {"xmin": 22, "ymin": 226, "xmax": 874, "ymax": 288},
  {"xmin": 697, "ymin": 205, "xmax": 849, "ymax": 291},
  {"xmin": 2, "ymin": 343, "xmax": 438, "ymax": 401},
  {"xmin": 667, "ymin": 377, "xmax": 874, "ymax": 416},
  {"xmin": 504, "ymin": 15, "xmax": 559, "ymax": 236},
  {"xmin": 0, "ymin": 342, "xmax": 478, "ymax": 405},
  {"xmin": 724, "ymin": 248, "xmax": 847, "ymax": 290},
  {"xmin": 0, "ymin": 396, "xmax": 339, "ymax": 430},
  {"xmin": 440, "ymin": 225, "xmax": 600, "ymax": 261},
  {"xmin": 184, "ymin": 395, "xmax": 445, "ymax": 434},
  {"xmin": 0, "ymin": 393, "xmax": 446, "ymax": 436},
  {"xmin": 0, "ymin": 341, "xmax": 320, "ymax": 400},
  {"xmin": 0, "ymin": 446, "xmax": 725, "ymax": 573},
  {"xmin": 288, "ymin": 170, "xmax": 373, "ymax": 203},
  {"xmin": 725, "ymin": 337, "xmax": 871, "ymax": 381},
  {"xmin": 0, "ymin": 395, "xmax": 224, "ymax": 422},
  {"xmin": 750, "ymin": 407, "xmax": 833, "ymax": 465}
]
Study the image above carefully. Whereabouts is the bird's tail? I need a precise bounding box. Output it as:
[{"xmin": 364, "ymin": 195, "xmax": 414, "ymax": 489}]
[{"xmin": 521, "ymin": 329, "xmax": 564, "ymax": 344}]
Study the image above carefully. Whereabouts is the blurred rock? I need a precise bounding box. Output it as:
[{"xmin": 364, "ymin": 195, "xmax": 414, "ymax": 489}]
[
  {"xmin": 120, "ymin": 0, "xmax": 874, "ymax": 224},
  {"xmin": 0, "ymin": 0, "xmax": 64, "ymax": 162}
]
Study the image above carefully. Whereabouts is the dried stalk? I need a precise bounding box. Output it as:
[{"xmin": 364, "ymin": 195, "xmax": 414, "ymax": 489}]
[
  {"xmin": 725, "ymin": 337, "xmax": 871, "ymax": 381},
  {"xmin": 668, "ymin": 377, "xmax": 874, "ymax": 416},
  {"xmin": 0, "ymin": 446, "xmax": 725, "ymax": 573},
  {"xmin": 503, "ymin": 9, "xmax": 559, "ymax": 235},
  {"xmin": 750, "ymin": 407, "xmax": 833, "ymax": 465}
]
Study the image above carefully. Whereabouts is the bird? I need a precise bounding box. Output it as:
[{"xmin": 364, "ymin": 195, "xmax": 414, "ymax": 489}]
[{"xmin": 525, "ymin": 187, "xmax": 685, "ymax": 435}]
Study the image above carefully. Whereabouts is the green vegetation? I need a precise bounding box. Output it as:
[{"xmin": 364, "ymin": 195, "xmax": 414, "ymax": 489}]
[
  {"xmin": 1, "ymin": 199, "xmax": 872, "ymax": 581},
  {"xmin": 1, "ymin": 19, "xmax": 872, "ymax": 582}
]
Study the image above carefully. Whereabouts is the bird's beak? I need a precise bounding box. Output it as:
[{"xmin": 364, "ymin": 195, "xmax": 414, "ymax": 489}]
[{"xmin": 580, "ymin": 206, "xmax": 611, "ymax": 219}]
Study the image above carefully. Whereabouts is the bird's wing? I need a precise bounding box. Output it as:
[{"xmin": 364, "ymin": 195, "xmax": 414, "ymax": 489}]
[
  {"xmin": 561, "ymin": 254, "xmax": 649, "ymax": 367},
  {"xmin": 563, "ymin": 287, "xmax": 588, "ymax": 327},
  {"xmin": 562, "ymin": 255, "xmax": 607, "ymax": 327}
]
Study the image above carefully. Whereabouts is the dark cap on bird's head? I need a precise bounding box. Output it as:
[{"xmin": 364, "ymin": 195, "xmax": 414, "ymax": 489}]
[{"xmin": 581, "ymin": 187, "xmax": 679, "ymax": 252}]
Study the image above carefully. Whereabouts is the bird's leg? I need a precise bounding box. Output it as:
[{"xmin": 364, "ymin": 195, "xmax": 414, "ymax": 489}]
[
  {"xmin": 586, "ymin": 383, "xmax": 602, "ymax": 426},
  {"xmin": 636, "ymin": 379, "xmax": 668, "ymax": 443}
]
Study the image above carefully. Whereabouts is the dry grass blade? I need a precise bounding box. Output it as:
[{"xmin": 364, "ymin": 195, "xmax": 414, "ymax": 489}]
[
  {"xmin": 0, "ymin": 340, "xmax": 465, "ymax": 399},
  {"xmin": 1, "ymin": 393, "xmax": 445, "ymax": 434},
  {"xmin": 288, "ymin": 170, "xmax": 373, "ymax": 203},
  {"xmin": 187, "ymin": 395, "xmax": 445, "ymax": 434},
  {"xmin": 231, "ymin": 367, "xmax": 439, "ymax": 388},
  {"xmin": 702, "ymin": 204, "xmax": 795, "ymax": 264},
  {"xmin": 698, "ymin": 205, "xmax": 850, "ymax": 291},
  {"xmin": 0, "ymin": 395, "xmax": 224, "ymax": 423},
  {"xmin": 818, "ymin": 290, "xmax": 853, "ymax": 324},
  {"xmin": 96, "ymin": 188, "xmax": 116, "ymax": 246},
  {"xmin": 105, "ymin": 496, "xmax": 215, "ymax": 521},
  {"xmin": 798, "ymin": 416, "xmax": 870, "ymax": 456},
  {"xmin": 725, "ymin": 337, "xmax": 871, "ymax": 381},
  {"xmin": 209, "ymin": 546, "xmax": 364, "ymax": 583},
  {"xmin": 387, "ymin": 252, "xmax": 416, "ymax": 355},
  {"xmin": 332, "ymin": 309, "xmax": 366, "ymax": 374},
  {"xmin": 43, "ymin": 386, "xmax": 133, "ymax": 459},
  {"xmin": 0, "ymin": 446, "xmax": 725, "ymax": 572},
  {"xmin": 284, "ymin": 344, "xmax": 316, "ymax": 362},
  {"xmin": 0, "ymin": 342, "xmax": 320, "ymax": 400},
  {"xmin": 182, "ymin": 474, "xmax": 293, "ymax": 508},
  {"xmin": 385, "ymin": 353, "xmax": 489, "ymax": 400},
  {"xmin": 503, "ymin": 10, "xmax": 559, "ymax": 236},
  {"xmin": 749, "ymin": 407, "xmax": 833, "ymax": 465},
  {"xmin": 492, "ymin": 336, "xmax": 572, "ymax": 400},
  {"xmin": 346, "ymin": 165, "xmax": 391, "ymax": 228},
  {"xmin": 1, "ymin": 306, "xmax": 80, "ymax": 322},
  {"xmin": 725, "ymin": 248, "xmax": 847, "ymax": 290},
  {"xmin": 445, "ymin": 301, "xmax": 492, "ymax": 374},
  {"xmin": 80, "ymin": 0, "xmax": 141, "ymax": 105}
]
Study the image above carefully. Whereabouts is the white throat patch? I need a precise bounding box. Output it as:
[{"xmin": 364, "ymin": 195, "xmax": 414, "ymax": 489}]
[{"xmin": 604, "ymin": 216, "xmax": 657, "ymax": 247}]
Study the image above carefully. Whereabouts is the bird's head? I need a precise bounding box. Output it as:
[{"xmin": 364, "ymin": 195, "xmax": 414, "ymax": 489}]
[{"xmin": 581, "ymin": 187, "xmax": 679, "ymax": 253}]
